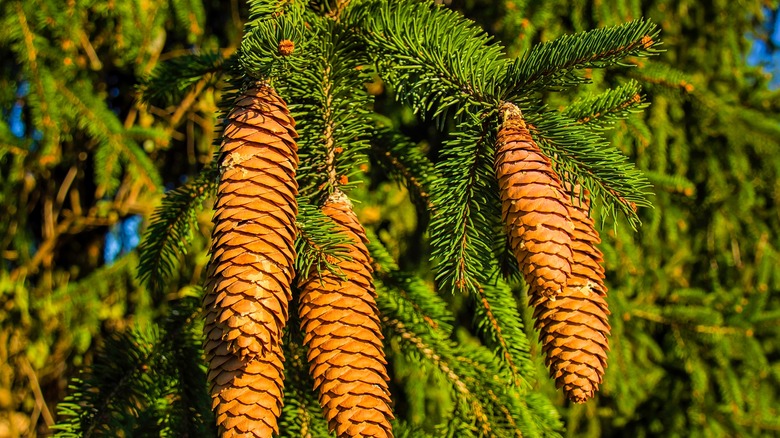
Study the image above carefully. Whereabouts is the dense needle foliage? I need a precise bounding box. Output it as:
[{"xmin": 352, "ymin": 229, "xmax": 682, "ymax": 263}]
[{"xmin": 0, "ymin": 0, "xmax": 778, "ymax": 437}]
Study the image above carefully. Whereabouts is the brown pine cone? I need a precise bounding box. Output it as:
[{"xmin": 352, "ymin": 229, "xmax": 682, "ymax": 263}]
[
  {"xmin": 298, "ymin": 191, "xmax": 394, "ymax": 438},
  {"xmin": 532, "ymin": 184, "xmax": 611, "ymax": 403},
  {"xmin": 495, "ymin": 103, "xmax": 574, "ymax": 298},
  {"xmin": 203, "ymin": 82, "xmax": 299, "ymax": 436}
]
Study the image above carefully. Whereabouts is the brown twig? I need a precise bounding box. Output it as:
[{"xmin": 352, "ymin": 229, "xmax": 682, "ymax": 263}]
[{"xmin": 20, "ymin": 356, "xmax": 54, "ymax": 429}]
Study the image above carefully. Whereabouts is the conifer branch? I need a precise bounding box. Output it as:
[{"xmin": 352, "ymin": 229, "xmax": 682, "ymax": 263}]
[
  {"xmin": 563, "ymin": 81, "xmax": 647, "ymax": 129},
  {"xmin": 625, "ymin": 60, "xmax": 696, "ymax": 93},
  {"xmin": 367, "ymin": 230, "xmax": 454, "ymax": 334},
  {"xmin": 56, "ymin": 82, "xmax": 162, "ymax": 196},
  {"xmin": 284, "ymin": 20, "xmax": 374, "ymax": 199},
  {"xmin": 294, "ymin": 201, "xmax": 352, "ymax": 280},
  {"xmin": 370, "ymin": 127, "xmax": 436, "ymax": 212},
  {"xmin": 381, "ymin": 317, "xmax": 495, "ymax": 436},
  {"xmin": 361, "ymin": 0, "xmax": 508, "ymax": 121},
  {"xmin": 471, "ymin": 280, "xmax": 534, "ymax": 388},
  {"xmin": 430, "ymin": 118, "xmax": 500, "ymax": 293},
  {"xmin": 322, "ymin": 63, "xmax": 339, "ymax": 189},
  {"xmin": 53, "ymin": 297, "xmax": 206, "ymax": 437},
  {"xmin": 503, "ymin": 19, "xmax": 661, "ymax": 97},
  {"xmin": 12, "ymin": 2, "xmax": 61, "ymax": 154},
  {"xmin": 524, "ymin": 110, "xmax": 651, "ymax": 227},
  {"xmin": 136, "ymin": 166, "xmax": 217, "ymax": 297},
  {"xmin": 138, "ymin": 52, "xmax": 225, "ymax": 107}
]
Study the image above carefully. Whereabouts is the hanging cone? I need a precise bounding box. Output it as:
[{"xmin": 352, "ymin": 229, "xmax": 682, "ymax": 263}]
[
  {"xmin": 495, "ymin": 103, "xmax": 574, "ymax": 299},
  {"xmin": 298, "ymin": 190, "xmax": 394, "ymax": 438},
  {"xmin": 203, "ymin": 82, "xmax": 299, "ymax": 436},
  {"xmin": 532, "ymin": 184, "xmax": 611, "ymax": 403}
]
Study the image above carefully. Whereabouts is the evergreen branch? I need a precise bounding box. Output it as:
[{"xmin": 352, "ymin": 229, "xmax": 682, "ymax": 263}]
[
  {"xmin": 12, "ymin": 2, "xmax": 61, "ymax": 152},
  {"xmin": 159, "ymin": 293, "xmax": 215, "ymax": 437},
  {"xmin": 381, "ymin": 317, "xmax": 496, "ymax": 437},
  {"xmin": 644, "ymin": 170, "xmax": 696, "ymax": 196},
  {"xmin": 138, "ymin": 52, "xmax": 224, "ymax": 107},
  {"xmin": 370, "ymin": 126, "xmax": 436, "ymax": 212},
  {"xmin": 239, "ymin": 2, "xmax": 308, "ymax": 79},
  {"xmin": 470, "ymin": 280, "xmax": 534, "ymax": 389},
  {"xmin": 286, "ymin": 19, "xmax": 374, "ymax": 197},
  {"xmin": 626, "ymin": 59, "xmax": 696, "ymax": 93},
  {"xmin": 360, "ymin": 0, "xmax": 508, "ymax": 122},
  {"xmin": 322, "ymin": 61, "xmax": 338, "ymax": 188},
  {"xmin": 294, "ymin": 200, "xmax": 353, "ymax": 280},
  {"xmin": 367, "ymin": 229, "xmax": 454, "ymax": 334},
  {"xmin": 430, "ymin": 117, "xmax": 500, "ymax": 293},
  {"xmin": 170, "ymin": 0, "xmax": 205, "ymax": 43},
  {"xmin": 136, "ymin": 167, "xmax": 218, "ymax": 297},
  {"xmin": 503, "ymin": 19, "xmax": 661, "ymax": 97},
  {"xmin": 378, "ymin": 275, "xmax": 546, "ymax": 436},
  {"xmin": 52, "ymin": 297, "xmax": 207, "ymax": 437},
  {"xmin": 524, "ymin": 109, "xmax": 651, "ymax": 227},
  {"xmin": 56, "ymin": 81, "xmax": 162, "ymax": 195},
  {"xmin": 14, "ymin": 4, "xmax": 39, "ymax": 87},
  {"xmin": 563, "ymin": 80, "xmax": 648, "ymax": 130},
  {"xmin": 246, "ymin": 0, "xmax": 303, "ymax": 22}
]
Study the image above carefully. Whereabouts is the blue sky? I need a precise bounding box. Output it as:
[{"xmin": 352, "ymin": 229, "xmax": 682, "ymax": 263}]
[{"xmin": 748, "ymin": 7, "xmax": 780, "ymax": 88}]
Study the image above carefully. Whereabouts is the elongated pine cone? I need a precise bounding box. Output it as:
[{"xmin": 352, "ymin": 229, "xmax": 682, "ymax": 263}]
[
  {"xmin": 532, "ymin": 184, "xmax": 611, "ymax": 403},
  {"xmin": 495, "ymin": 103, "xmax": 574, "ymax": 298},
  {"xmin": 298, "ymin": 191, "xmax": 394, "ymax": 438},
  {"xmin": 203, "ymin": 83, "xmax": 299, "ymax": 436}
]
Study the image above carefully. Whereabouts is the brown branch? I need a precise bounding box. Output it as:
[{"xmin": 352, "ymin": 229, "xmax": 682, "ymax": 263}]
[
  {"xmin": 473, "ymin": 281, "xmax": 523, "ymax": 387},
  {"xmin": 21, "ymin": 356, "xmax": 54, "ymax": 430},
  {"xmin": 383, "ymin": 317, "xmax": 493, "ymax": 435},
  {"xmin": 321, "ymin": 64, "xmax": 339, "ymax": 189}
]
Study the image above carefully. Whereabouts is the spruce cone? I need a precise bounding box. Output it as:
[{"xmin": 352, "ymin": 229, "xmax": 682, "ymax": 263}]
[
  {"xmin": 495, "ymin": 103, "xmax": 574, "ymax": 298},
  {"xmin": 204, "ymin": 83, "xmax": 298, "ymax": 436},
  {"xmin": 532, "ymin": 185, "xmax": 611, "ymax": 403},
  {"xmin": 298, "ymin": 191, "xmax": 394, "ymax": 438}
]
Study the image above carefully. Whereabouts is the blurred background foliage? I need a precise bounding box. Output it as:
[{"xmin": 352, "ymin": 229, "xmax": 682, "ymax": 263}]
[{"xmin": 1, "ymin": 0, "xmax": 779, "ymax": 436}]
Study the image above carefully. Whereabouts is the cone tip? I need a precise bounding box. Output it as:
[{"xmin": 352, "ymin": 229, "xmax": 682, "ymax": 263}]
[
  {"xmin": 499, "ymin": 102, "xmax": 523, "ymax": 124},
  {"xmin": 325, "ymin": 189, "xmax": 352, "ymax": 209}
]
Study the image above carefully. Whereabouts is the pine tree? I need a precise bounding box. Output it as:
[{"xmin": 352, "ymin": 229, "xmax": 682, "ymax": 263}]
[
  {"xmin": 459, "ymin": 0, "xmax": 780, "ymax": 435},
  {"xmin": 80, "ymin": 0, "xmax": 657, "ymax": 434},
  {"xmin": 3, "ymin": 0, "xmax": 777, "ymax": 437}
]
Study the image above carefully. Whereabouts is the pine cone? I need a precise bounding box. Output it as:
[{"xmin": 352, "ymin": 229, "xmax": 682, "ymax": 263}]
[
  {"xmin": 532, "ymin": 184, "xmax": 611, "ymax": 403},
  {"xmin": 298, "ymin": 191, "xmax": 394, "ymax": 438},
  {"xmin": 495, "ymin": 103, "xmax": 574, "ymax": 298},
  {"xmin": 204, "ymin": 83, "xmax": 299, "ymax": 436}
]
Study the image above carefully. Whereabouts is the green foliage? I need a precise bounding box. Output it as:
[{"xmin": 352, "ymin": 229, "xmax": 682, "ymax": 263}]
[
  {"xmin": 138, "ymin": 52, "xmax": 226, "ymax": 108},
  {"xmin": 4, "ymin": 0, "xmax": 778, "ymax": 437},
  {"xmin": 429, "ymin": 117, "xmax": 500, "ymax": 294},
  {"xmin": 360, "ymin": 0, "xmax": 509, "ymax": 121},
  {"xmin": 461, "ymin": 0, "xmax": 780, "ymax": 436},
  {"xmin": 52, "ymin": 295, "xmax": 214, "ymax": 437},
  {"xmin": 137, "ymin": 167, "xmax": 218, "ymax": 298},
  {"xmin": 502, "ymin": 19, "xmax": 660, "ymax": 97},
  {"xmin": 0, "ymin": 0, "xmax": 233, "ymax": 435}
]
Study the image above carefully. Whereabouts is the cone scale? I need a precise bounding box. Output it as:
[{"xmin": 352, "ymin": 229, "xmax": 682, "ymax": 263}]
[
  {"xmin": 203, "ymin": 83, "xmax": 299, "ymax": 436},
  {"xmin": 495, "ymin": 102, "xmax": 575, "ymax": 299},
  {"xmin": 298, "ymin": 191, "xmax": 394, "ymax": 438},
  {"xmin": 532, "ymin": 184, "xmax": 611, "ymax": 403}
]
